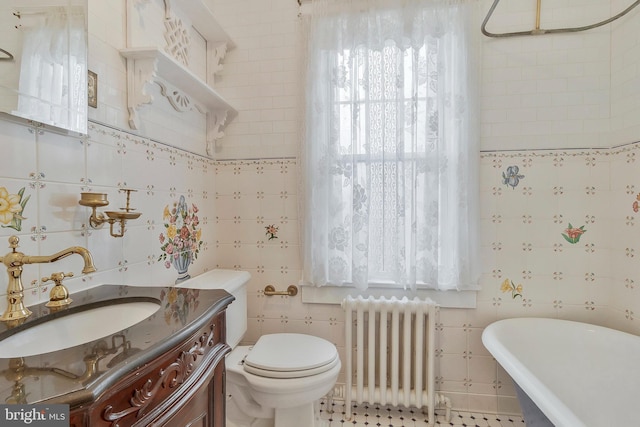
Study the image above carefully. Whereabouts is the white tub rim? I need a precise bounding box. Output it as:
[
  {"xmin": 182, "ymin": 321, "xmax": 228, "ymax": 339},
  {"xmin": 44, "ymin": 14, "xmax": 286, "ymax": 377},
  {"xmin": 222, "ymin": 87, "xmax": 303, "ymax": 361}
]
[{"xmin": 482, "ymin": 317, "xmax": 640, "ymax": 427}]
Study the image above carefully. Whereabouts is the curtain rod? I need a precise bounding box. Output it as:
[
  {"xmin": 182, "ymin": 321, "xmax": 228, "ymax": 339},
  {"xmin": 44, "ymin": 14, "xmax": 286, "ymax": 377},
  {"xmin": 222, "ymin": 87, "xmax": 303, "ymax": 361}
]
[{"xmin": 482, "ymin": 0, "xmax": 640, "ymax": 38}]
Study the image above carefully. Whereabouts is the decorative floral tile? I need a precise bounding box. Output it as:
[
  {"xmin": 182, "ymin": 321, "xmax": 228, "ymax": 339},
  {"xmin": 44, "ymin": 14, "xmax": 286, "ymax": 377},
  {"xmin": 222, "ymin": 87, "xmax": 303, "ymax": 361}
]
[
  {"xmin": 158, "ymin": 195, "xmax": 203, "ymax": 283},
  {"xmin": 0, "ymin": 186, "xmax": 30, "ymax": 231}
]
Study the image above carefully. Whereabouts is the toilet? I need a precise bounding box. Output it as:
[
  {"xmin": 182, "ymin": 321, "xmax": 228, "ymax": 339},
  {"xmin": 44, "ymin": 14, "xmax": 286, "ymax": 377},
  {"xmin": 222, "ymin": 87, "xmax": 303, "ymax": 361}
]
[{"xmin": 220, "ymin": 273, "xmax": 341, "ymax": 427}]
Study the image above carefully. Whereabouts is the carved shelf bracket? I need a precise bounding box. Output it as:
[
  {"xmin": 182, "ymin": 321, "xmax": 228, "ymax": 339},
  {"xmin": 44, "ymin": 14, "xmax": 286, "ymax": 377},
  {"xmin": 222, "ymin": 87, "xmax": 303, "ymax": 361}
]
[
  {"xmin": 208, "ymin": 42, "xmax": 228, "ymax": 85},
  {"xmin": 206, "ymin": 111, "xmax": 228, "ymax": 156},
  {"xmin": 123, "ymin": 55, "xmax": 157, "ymax": 130}
]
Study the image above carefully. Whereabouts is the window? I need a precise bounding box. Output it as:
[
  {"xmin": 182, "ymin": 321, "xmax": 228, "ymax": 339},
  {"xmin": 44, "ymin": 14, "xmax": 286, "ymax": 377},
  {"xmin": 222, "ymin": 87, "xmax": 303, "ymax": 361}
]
[{"xmin": 302, "ymin": 0, "xmax": 480, "ymax": 293}]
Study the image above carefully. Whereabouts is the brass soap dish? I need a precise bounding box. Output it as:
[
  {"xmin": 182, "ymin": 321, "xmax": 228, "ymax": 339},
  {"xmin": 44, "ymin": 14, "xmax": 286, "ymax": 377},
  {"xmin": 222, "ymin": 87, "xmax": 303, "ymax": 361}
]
[
  {"xmin": 105, "ymin": 211, "xmax": 142, "ymax": 221},
  {"xmin": 79, "ymin": 189, "xmax": 141, "ymax": 238},
  {"xmin": 79, "ymin": 192, "xmax": 109, "ymax": 208}
]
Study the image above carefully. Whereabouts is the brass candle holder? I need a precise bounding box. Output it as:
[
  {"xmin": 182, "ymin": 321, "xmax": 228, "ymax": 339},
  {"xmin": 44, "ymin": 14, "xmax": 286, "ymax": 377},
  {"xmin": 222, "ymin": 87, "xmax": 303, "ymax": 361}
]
[{"xmin": 79, "ymin": 189, "xmax": 142, "ymax": 238}]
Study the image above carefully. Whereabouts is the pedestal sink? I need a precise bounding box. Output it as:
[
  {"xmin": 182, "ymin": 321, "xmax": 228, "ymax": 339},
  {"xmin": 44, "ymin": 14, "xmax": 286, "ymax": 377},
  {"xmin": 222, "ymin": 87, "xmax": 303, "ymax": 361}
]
[{"xmin": 0, "ymin": 299, "xmax": 160, "ymax": 358}]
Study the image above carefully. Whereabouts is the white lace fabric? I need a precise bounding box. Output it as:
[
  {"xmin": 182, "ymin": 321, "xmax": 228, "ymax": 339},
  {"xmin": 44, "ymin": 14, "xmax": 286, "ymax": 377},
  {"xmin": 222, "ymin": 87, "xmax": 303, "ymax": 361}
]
[{"xmin": 302, "ymin": 0, "xmax": 481, "ymax": 291}]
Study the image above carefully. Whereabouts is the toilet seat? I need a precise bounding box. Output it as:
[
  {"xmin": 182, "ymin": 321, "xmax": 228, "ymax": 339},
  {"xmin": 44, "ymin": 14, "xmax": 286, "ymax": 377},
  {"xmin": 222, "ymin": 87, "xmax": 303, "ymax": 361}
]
[{"xmin": 243, "ymin": 333, "xmax": 339, "ymax": 379}]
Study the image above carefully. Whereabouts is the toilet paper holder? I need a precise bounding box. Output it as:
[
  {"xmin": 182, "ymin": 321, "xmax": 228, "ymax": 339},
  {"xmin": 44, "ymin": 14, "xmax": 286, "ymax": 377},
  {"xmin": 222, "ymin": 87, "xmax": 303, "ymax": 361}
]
[{"xmin": 263, "ymin": 285, "xmax": 298, "ymax": 297}]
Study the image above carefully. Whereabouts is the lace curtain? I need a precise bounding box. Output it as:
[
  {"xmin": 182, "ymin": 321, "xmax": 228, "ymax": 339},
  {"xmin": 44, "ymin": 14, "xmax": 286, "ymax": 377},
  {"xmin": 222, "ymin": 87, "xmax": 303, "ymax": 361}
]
[
  {"xmin": 16, "ymin": 7, "xmax": 87, "ymax": 133},
  {"xmin": 302, "ymin": 0, "xmax": 480, "ymax": 291}
]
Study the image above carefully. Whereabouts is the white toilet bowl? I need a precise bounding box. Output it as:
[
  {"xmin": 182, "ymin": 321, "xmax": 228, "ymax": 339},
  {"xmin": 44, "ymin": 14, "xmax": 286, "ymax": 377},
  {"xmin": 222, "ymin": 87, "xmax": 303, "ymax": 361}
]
[
  {"xmin": 183, "ymin": 270, "xmax": 340, "ymax": 427},
  {"xmin": 226, "ymin": 333, "xmax": 340, "ymax": 427}
]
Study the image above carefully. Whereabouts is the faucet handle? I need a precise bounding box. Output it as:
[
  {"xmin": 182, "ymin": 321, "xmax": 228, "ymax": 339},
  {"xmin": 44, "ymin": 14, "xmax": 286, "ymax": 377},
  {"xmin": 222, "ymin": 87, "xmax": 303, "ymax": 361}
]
[
  {"xmin": 43, "ymin": 272, "xmax": 74, "ymax": 309},
  {"xmin": 8, "ymin": 235, "xmax": 19, "ymax": 250},
  {"xmin": 42, "ymin": 272, "xmax": 74, "ymax": 286}
]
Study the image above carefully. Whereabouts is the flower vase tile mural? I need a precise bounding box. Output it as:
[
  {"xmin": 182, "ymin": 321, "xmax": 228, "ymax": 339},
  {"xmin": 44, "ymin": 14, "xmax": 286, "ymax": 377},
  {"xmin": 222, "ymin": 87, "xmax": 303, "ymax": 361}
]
[{"xmin": 158, "ymin": 195, "xmax": 203, "ymax": 283}]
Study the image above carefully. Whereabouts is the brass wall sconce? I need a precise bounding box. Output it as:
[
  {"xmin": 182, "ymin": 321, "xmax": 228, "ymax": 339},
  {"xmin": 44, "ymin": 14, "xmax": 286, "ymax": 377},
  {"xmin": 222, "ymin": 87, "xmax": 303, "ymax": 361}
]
[{"xmin": 79, "ymin": 189, "xmax": 142, "ymax": 238}]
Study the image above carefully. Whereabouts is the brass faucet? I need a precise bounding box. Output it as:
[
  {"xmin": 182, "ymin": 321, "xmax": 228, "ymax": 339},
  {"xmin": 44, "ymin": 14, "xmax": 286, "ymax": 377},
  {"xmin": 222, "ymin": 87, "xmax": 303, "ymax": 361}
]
[{"xmin": 0, "ymin": 236, "xmax": 97, "ymax": 323}]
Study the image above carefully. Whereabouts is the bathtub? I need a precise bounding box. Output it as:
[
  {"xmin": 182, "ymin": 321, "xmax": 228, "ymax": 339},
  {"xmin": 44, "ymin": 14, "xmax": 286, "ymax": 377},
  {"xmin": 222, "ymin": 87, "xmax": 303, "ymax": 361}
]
[{"xmin": 482, "ymin": 317, "xmax": 640, "ymax": 427}]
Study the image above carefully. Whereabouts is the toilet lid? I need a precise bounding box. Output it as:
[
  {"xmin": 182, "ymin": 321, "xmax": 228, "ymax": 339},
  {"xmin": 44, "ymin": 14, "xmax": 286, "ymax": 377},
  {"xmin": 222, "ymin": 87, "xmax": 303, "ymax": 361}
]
[{"xmin": 243, "ymin": 333, "xmax": 338, "ymax": 378}]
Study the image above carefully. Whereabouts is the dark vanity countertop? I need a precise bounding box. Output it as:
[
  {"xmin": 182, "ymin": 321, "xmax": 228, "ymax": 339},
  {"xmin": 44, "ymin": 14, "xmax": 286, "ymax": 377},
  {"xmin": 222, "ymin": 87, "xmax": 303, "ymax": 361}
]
[{"xmin": 0, "ymin": 284, "xmax": 234, "ymax": 407}]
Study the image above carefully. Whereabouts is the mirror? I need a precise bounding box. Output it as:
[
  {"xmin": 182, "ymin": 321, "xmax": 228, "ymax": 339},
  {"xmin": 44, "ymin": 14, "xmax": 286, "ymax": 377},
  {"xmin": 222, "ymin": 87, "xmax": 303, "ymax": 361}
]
[{"xmin": 0, "ymin": 0, "xmax": 88, "ymax": 134}]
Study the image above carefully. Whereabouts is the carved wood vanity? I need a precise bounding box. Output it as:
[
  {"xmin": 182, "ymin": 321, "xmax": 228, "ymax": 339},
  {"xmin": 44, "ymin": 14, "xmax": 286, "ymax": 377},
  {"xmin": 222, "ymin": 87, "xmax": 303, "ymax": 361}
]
[
  {"xmin": 0, "ymin": 285, "xmax": 234, "ymax": 427},
  {"xmin": 69, "ymin": 311, "xmax": 227, "ymax": 427}
]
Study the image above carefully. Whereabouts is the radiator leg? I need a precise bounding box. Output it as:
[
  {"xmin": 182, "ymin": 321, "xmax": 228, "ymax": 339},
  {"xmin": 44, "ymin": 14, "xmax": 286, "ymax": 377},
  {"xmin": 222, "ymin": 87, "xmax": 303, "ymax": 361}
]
[
  {"xmin": 431, "ymin": 393, "xmax": 450, "ymax": 423},
  {"xmin": 443, "ymin": 395, "xmax": 451, "ymax": 422},
  {"xmin": 420, "ymin": 394, "xmax": 451, "ymax": 426},
  {"xmin": 344, "ymin": 407, "xmax": 352, "ymax": 421}
]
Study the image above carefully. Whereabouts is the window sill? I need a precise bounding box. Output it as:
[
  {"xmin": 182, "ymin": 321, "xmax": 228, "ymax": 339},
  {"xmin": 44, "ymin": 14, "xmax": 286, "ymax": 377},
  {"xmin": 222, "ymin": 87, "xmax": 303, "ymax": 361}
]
[{"xmin": 300, "ymin": 285, "xmax": 477, "ymax": 309}]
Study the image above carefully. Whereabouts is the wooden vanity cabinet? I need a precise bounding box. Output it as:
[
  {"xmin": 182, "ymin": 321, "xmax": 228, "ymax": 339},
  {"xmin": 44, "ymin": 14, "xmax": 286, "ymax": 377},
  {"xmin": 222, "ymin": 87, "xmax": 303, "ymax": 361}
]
[{"xmin": 69, "ymin": 310, "xmax": 229, "ymax": 427}]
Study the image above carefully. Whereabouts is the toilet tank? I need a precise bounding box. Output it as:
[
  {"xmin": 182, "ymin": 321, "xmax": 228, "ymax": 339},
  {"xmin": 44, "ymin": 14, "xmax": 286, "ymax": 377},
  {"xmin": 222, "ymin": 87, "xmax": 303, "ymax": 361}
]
[
  {"xmin": 177, "ymin": 269, "xmax": 249, "ymax": 348},
  {"xmin": 219, "ymin": 271, "xmax": 249, "ymax": 348}
]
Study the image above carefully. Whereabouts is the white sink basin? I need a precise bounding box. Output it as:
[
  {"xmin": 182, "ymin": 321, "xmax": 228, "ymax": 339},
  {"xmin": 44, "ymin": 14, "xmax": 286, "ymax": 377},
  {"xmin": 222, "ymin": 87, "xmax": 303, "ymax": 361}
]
[{"xmin": 0, "ymin": 300, "xmax": 160, "ymax": 358}]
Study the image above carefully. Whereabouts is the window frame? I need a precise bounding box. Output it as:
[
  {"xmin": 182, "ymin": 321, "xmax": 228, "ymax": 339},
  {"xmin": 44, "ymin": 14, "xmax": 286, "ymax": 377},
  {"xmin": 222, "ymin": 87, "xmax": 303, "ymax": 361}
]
[{"xmin": 301, "ymin": 284, "xmax": 477, "ymax": 308}]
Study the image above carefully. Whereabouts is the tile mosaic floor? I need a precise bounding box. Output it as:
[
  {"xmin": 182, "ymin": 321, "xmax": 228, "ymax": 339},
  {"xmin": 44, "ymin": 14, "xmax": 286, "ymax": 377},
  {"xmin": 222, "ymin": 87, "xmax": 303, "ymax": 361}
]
[{"xmin": 318, "ymin": 400, "xmax": 525, "ymax": 427}]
